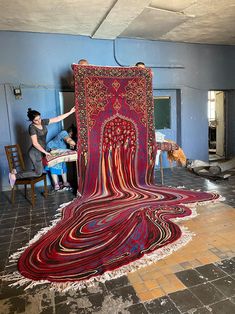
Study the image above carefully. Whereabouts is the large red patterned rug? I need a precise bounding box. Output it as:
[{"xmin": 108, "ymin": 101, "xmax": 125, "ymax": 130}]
[{"xmin": 7, "ymin": 65, "xmax": 220, "ymax": 289}]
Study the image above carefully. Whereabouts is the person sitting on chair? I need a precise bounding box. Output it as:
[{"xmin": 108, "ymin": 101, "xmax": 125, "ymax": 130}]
[{"xmin": 45, "ymin": 127, "xmax": 76, "ymax": 191}]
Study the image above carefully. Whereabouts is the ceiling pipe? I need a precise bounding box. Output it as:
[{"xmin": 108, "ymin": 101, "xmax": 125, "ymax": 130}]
[{"xmin": 113, "ymin": 39, "xmax": 185, "ymax": 69}]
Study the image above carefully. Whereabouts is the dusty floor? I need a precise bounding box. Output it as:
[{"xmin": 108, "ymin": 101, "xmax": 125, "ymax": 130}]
[{"xmin": 0, "ymin": 168, "xmax": 235, "ymax": 314}]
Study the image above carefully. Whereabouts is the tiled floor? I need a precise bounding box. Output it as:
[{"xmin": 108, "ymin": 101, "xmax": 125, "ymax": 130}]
[{"xmin": 0, "ymin": 168, "xmax": 235, "ymax": 314}]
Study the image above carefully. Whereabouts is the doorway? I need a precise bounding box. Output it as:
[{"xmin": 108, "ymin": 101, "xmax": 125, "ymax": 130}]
[
  {"xmin": 208, "ymin": 91, "xmax": 226, "ymax": 159},
  {"xmin": 153, "ymin": 89, "xmax": 178, "ymax": 168},
  {"xmin": 59, "ymin": 91, "xmax": 77, "ymax": 187},
  {"xmin": 59, "ymin": 91, "xmax": 76, "ymax": 130}
]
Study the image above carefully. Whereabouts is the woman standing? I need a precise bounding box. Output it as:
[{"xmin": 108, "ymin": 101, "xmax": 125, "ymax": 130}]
[{"xmin": 27, "ymin": 107, "xmax": 75, "ymax": 176}]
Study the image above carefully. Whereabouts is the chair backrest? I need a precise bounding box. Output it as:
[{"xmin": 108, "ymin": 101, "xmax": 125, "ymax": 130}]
[{"xmin": 5, "ymin": 144, "xmax": 26, "ymax": 173}]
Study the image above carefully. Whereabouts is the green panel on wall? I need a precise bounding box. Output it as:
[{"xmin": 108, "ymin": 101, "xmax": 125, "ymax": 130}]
[{"xmin": 154, "ymin": 97, "xmax": 171, "ymax": 129}]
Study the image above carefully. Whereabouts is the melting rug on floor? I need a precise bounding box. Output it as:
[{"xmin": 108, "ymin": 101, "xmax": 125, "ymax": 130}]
[{"xmin": 8, "ymin": 65, "xmax": 221, "ymax": 289}]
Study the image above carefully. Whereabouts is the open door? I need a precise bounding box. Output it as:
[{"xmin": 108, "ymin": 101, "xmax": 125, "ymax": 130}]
[
  {"xmin": 153, "ymin": 90, "xmax": 178, "ymax": 169},
  {"xmin": 208, "ymin": 91, "xmax": 226, "ymax": 158},
  {"xmin": 59, "ymin": 91, "xmax": 76, "ymax": 130},
  {"xmin": 215, "ymin": 91, "xmax": 225, "ymax": 157},
  {"xmin": 59, "ymin": 91, "xmax": 77, "ymax": 186}
]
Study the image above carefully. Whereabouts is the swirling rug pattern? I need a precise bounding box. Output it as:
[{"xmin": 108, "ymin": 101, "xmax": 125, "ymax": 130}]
[{"xmin": 15, "ymin": 66, "xmax": 220, "ymax": 287}]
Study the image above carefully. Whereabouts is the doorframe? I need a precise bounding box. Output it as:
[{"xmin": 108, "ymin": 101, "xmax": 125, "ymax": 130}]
[
  {"xmin": 208, "ymin": 89, "xmax": 229, "ymax": 159},
  {"xmin": 153, "ymin": 89, "xmax": 179, "ymax": 144},
  {"xmin": 153, "ymin": 89, "xmax": 180, "ymax": 168}
]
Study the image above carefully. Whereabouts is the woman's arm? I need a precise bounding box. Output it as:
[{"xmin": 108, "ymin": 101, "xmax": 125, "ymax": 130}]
[
  {"xmin": 49, "ymin": 106, "xmax": 75, "ymax": 124},
  {"xmin": 31, "ymin": 135, "xmax": 51, "ymax": 156}
]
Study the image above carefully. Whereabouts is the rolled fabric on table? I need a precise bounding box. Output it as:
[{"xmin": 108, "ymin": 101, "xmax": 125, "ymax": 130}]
[{"xmin": 43, "ymin": 149, "xmax": 77, "ymax": 167}]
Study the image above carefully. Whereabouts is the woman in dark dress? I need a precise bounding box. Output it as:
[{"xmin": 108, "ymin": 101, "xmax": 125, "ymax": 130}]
[{"xmin": 27, "ymin": 107, "xmax": 75, "ymax": 176}]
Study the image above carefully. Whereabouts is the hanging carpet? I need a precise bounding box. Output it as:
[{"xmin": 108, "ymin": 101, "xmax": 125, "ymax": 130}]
[{"xmin": 13, "ymin": 65, "xmax": 220, "ymax": 288}]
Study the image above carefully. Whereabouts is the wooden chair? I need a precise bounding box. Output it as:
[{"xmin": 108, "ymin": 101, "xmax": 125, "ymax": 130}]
[{"xmin": 5, "ymin": 144, "xmax": 48, "ymax": 207}]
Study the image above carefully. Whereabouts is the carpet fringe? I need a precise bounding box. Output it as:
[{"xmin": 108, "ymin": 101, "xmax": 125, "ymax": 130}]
[
  {"xmin": 8, "ymin": 200, "xmax": 73, "ymax": 264},
  {"xmin": 3, "ymin": 227, "xmax": 192, "ymax": 292},
  {"xmin": 186, "ymin": 194, "xmax": 225, "ymax": 207},
  {"xmin": 2, "ymin": 195, "xmax": 223, "ymax": 292},
  {"xmin": 2, "ymin": 226, "xmax": 192, "ymax": 291}
]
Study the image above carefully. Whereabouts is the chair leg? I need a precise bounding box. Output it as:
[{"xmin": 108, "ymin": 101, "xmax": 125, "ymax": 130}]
[
  {"xmin": 11, "ymin": 186, "xmax": 15, "ymax": 204},
  {"xmin": 31, "ymin": 183, "xmax": 35, "ymax": 208},
  {"xmin": 43, "ymin": 174, "xmax": 48, "ymax": 198}
]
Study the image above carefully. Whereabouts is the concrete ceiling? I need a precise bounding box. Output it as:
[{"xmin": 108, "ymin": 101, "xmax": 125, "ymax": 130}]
[{"xmin": 0, "ymin": 0, "xmax": 235, "ymax": 45}]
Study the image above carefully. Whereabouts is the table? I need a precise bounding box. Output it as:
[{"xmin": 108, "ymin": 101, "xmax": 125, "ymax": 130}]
[
  {"xmin": 155, "ymin": 141, "xmax": 179, "ymax": 185},
  {"xmin": 43, "ymin": 145, "xmax": 180, "ymax": 187}
]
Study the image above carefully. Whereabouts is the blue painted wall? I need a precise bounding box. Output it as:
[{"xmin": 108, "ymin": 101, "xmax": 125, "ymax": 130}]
[
  {"xmin": 115, "ymin": 38, "xmax": 235, "ymax": 161},
  {"xmin": 0, "ymin": 31, "xmax": 235, "ymax": 190}
]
